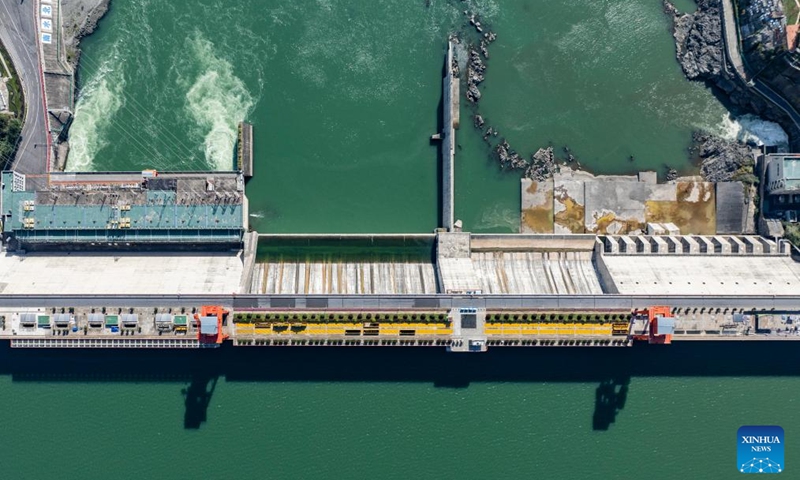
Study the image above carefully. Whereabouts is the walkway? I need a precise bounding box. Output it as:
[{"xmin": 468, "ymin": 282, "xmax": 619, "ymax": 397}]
[
  {"xmin": 0, "ymin": 293, "xmax": 796, "ymax": 312},
  {"xmin": 441, "ymin": 40, "xmax": 457, "ymax": 230}
]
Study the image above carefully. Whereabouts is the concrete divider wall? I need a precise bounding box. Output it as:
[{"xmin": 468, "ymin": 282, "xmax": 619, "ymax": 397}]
[
  {"xmin": 592, "ymin": 245, "xmax": 619, "ymax": 294},
  {"xmin": 239, "ymin": 231, "xmax": 258, "ymax": 293},
  {"xmin": 470, "ymin": 233, "xmax": 597, "ymax": 252}
]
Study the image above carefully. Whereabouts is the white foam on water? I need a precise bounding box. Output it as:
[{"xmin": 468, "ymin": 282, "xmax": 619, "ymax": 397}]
[
  {"xmin": 184, "ymin": 34, "xmax": 254, "ymax": 170},
  {"xmin": 67, "ymin": 56, "xmax": 125, "ymax": 171},
  {"xmin": 715, "ymin": 113, "xmax": 789, "ymax": 148},
  {"xmin": 475, "ymin": 203, "xmax": 519, "ymax": 231}
]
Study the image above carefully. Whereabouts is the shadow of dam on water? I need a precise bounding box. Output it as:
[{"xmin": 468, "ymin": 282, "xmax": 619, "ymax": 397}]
[{"xmin": 2, "ymin": 341, "xmax": 798, "ymax": 430}]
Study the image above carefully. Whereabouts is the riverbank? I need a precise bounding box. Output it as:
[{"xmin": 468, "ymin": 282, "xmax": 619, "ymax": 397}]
[
  {"xmin": 51, "ymin": 0, "xmax": 110, "ymax": 170},
  {"xmin": 463, "ymin": 2, "xmax": 766, "ymax": 189},
  {"xmin": 665, "ymin": 0, "xmax": 799, "ymax": 148},
  {"xmin": 62, "ymin": 0, "xmax": 110, "ymax": 71}
]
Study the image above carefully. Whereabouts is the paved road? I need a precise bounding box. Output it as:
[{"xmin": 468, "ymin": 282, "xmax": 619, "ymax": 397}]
[
  {"xmin": 0, "ymin": 0, "xmax": 47, "ymax": 175},
  {"xmin": 0, "ymin": 294, "xmax": 798, "ymax": 311},
  {"xmin": 754, "ymin": 79, "xmax": 800, "ymax": 130}
]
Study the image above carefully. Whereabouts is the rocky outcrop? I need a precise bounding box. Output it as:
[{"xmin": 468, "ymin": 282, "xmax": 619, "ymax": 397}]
[
  {"xmin": 667, "ymin": 0, "xmax": 724, "ymax": 80},
  {"xmin": 463, "ymin": 12, "xmax": 496, "ymax": 104},
  {"xmin": 495, "ymin": 140, "xmax": 528, "ymax": 170},
  {"xmin": 465, "ymin": 47, "xmax": 484, "ymax": 103},
  {"xmin": 493, "ymin": 140, "xmax": 558, "ymax": 181},
  {"xmin": 462, "ymin": 11, "xmax": 560, "ymax": 180},
  {"xmin": 62, "ymin": 0, "xmax": 111, "ymax": 70},
  {"xmin": 525, "ymin": 147, "xmax": 557, "ymax": 181},
  {"xmin": 692, "ymin": 131, "xmax": 756, "ymax": 182}
]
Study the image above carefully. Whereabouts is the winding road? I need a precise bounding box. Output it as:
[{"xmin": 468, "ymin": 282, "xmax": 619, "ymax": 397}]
[{"xmin": 0, "ymin": 0, "xmax": 47, "ymax": 175}]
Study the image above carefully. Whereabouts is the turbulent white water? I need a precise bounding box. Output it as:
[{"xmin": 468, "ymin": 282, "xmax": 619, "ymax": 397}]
[
  {"xmin": 70, "ymin": 25, "xmax": 254, "ymax": 172},
  {"xmin": 183, "ymin": 34, "xmax": 254, "ymax": 170},
  {"xmin": 67, "ymin": 54, "xmax": 125, "ymax": 171},
  {"xmin": 716, "ymin": 113, "xmax": 789, "ymax": 148}
]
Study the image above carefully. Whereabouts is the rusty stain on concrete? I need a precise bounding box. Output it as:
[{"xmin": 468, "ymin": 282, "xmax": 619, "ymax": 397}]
[
  {"xmin": 521, "ymin": 189, "xmax": 554, "ymax": 233},
  {"xmin": 553, "ymin": 190, "xmax": 585, "ymax": 233},
  {"xmin": 591, "ymin": 211, "xmax": 646, "ymax": 235},
  {"xmin": 645, "ymin": 182, "xmax": 716, "ymax": 235}
]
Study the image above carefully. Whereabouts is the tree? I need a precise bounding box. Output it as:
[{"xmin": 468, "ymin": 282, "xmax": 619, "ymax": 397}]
[{"xmin": 0, "ymin": 115, "xmax": 22, "ymax": 166}]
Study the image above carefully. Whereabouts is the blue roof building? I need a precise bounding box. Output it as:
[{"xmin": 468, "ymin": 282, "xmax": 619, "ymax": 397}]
[{"xmin": 1, "ymin": 171, "xmax": 245, "ymax": 250}]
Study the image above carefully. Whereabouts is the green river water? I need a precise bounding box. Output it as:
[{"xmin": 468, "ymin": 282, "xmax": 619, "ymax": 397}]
[
  {"xmin": 3, "ymin": 343, "xmax": 800, "ymax": 479},
  {"xmin": 68, "ymin": 0, "xmax": 744, "ymax": 234},
  {"xmin": 15, "ymin": 2, "xmax": 792, "ymax": 478}
]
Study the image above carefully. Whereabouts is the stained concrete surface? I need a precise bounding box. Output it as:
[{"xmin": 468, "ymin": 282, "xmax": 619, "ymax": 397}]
[
  {"xmin": 251, "ymin": 260, "xmax": 437, "ymax": 295},
  {"xmin": 472, "ymin": 251, "xmax": 602, "ymax": 294},
  {"xmin": 520, "ymin": 179, "xmax": 553, "ymax": 233},
  {"xmin": 521, "ymin": 170, "xmax": 721, "ymax": 235}
]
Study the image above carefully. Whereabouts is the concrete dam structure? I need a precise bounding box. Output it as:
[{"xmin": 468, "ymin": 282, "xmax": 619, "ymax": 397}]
[
  {"xmin": 1, "ymin": 36, "xmax": 800, "ymax": 352},
  {"xmin": 240, "ymin": 232, "xmax": 800, "ymax": 298}
]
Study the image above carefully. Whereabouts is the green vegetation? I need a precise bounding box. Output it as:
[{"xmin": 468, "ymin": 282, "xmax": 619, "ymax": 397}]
[
  {"xmin": 0, "ymin": 116, "xmax": 22, "ymax": 166},
  {"xmin": 0, "ymin": 39, "xmax": 24, "ymax": 167},
  {"xmin": 731, "ymin": 167, "xmax": 758, "ymax": 186},
  {"xmin": 486, "ymin": 312, "xmax": 631, "ymax": 324},
  {"xmin": 784, "ymin": 0, "xmax": 799, "ymax": 28},
  {"xmin": 0, "ymin": 40, "xmax": 24, "ymax": 117},
  {"xmin": 784, "ymin": 221, "xmax": 800, "ymax": 249}
]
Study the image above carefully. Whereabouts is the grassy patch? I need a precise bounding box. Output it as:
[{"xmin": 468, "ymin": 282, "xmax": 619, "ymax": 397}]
[{"xmin": 784, "ymin": 0, "xmax": 800, "ymax": 25}]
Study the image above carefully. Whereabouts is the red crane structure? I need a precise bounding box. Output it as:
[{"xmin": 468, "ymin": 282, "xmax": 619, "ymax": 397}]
[
  {"xmin": 195, "ymin": 305, "xmax": 229, "ymax": 346},
  {"xmin": 631, "ymin": 305, "xmax": 674, "ymax": 344}
]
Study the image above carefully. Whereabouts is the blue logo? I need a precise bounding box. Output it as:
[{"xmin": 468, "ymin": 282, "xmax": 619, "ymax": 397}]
[{"xmin": 738, "ymin": 426, "xmax": 784, "ymax": 474}]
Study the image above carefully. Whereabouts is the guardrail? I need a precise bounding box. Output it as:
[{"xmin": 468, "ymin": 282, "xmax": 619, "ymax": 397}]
[{"xmin": 0, "ymin": 293, "xmax": 798, "ymax": 311}]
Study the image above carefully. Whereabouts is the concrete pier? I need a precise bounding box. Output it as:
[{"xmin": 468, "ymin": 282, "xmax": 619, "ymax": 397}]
[
  {"xmin": 238, "ymin": 231, "xmax": 259, "ymax": 293},
  {"xmin": 441, "ymin": 40, "xmax": 458, "ymax": 230},
  {"xmin": 238, "ymin": 122, "xmax": 253, "ymax": 177}
]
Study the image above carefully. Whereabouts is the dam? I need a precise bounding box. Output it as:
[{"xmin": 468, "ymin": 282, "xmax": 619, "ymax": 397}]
[{"xmin": 0, "ymin": 38, "xmax": 799, "ymax": 352}]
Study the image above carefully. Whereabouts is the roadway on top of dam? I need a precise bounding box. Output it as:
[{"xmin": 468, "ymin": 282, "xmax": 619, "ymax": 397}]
[{"xmin": 0, "ymin": 294, "xmax": 799, "ymax": 311}]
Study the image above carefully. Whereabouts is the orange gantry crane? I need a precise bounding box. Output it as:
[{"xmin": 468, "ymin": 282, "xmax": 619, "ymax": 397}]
[
  {"xmin": 195, "ymin": 305, "xmax": 229, "ymax": 346},
  {"xmin": 631, "ymin": 305, "xmax": 674, "ymax": 344}
]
